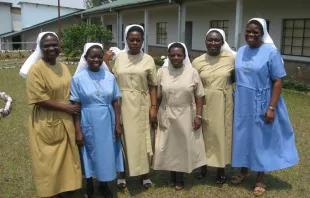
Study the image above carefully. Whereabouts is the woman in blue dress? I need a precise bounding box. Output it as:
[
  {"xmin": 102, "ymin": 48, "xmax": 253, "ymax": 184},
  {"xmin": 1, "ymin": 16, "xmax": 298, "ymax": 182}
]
[
  {"xmin": 70, "ymin": 43, "xmax": 124, "ymax": 198},
  {"xmin": 231, "ymin": 18, "xmax": 299, "ymax": 196}
]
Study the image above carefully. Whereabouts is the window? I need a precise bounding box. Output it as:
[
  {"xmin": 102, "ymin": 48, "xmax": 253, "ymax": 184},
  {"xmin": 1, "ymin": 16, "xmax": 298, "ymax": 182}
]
[
  {"xmin": 210, "ymin": 20, "xmax": 229, "ymax": 39},
  {"xmin": 106, "ymin": 25, "xmax": 112, "ymax": 32},
  {"xmin": 281, "ymin": 19, "xmax": 310, "ymax": 57},
  {"xmin": 156, "ymin": 22, "xmax": 168, "ymax": 45}
]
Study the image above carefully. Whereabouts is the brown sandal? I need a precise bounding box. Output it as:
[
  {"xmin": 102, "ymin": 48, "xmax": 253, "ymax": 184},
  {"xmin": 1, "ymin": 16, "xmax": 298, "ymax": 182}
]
[
  {"xmin": 253, "ymin": 183, "xmax": 266, "ymax": 196},
  {"xmin": 231, "ymin": 174, "xmax": 247, "ymax": 184}
]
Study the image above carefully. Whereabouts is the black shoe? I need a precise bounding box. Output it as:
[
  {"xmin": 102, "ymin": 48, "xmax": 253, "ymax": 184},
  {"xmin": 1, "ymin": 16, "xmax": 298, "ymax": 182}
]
[
  {"xmin": 99, "ymin": 182, "xmax": 113, "ymax": 198},
  {"xmin": 195, "ymin": 166, "xmax": 207, "ymax": 179},
  {"xmin": 216, "ymin": 175, "xmax": 226, "ymax": 184}
]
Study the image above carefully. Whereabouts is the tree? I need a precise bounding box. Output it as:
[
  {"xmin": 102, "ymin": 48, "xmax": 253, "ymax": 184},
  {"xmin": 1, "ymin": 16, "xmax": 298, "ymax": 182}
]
[
  {"xmin": 84, "ymin": 0, "xmax": 103, "ymax": 8},
  {"xmin": 62, "ymin": 22, "xmax": 113, "ymax": 58}
]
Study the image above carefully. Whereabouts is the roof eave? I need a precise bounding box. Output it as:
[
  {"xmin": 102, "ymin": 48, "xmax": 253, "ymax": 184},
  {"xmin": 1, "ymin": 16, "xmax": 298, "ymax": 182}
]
[{"xmin": 81, "ymin": 0, "xmax": 173, "ymax": 16}]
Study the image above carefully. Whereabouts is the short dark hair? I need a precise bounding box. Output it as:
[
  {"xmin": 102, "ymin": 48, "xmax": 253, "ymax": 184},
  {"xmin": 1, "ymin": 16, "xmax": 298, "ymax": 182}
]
[
  {"xmin": 84, "ymin": 45, "xmax": 104, "ymax": 58},
  {"xmin": 168, "ymin": 42, "xmax": 186, "ymax": 57},
  {"xmin": 126, "ymin": 26, "xmax": 144, "ymax": 39},
  {"xmin": 40, "ymin": 33, "xmax": 58, "ymax": 47},
  {"xmin": 247, "ymin": 20, "xmax": 264, "ymax": 35}
]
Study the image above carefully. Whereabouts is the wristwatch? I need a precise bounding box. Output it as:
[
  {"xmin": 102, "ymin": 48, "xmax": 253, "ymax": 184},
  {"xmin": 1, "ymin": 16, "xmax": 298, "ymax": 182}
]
[{"xmin": 268, "ymin": 106, "xmax": 276, "ymax": 111}]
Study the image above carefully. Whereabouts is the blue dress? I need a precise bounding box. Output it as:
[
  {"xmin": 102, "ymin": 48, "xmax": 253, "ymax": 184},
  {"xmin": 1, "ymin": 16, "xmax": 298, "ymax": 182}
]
[
  {"xmin": 232, "ymin": 44, "xmax": 299, "ymax": 172},
  {"xmin": 70, "ymin": 68, "xmax": 124, "ymax": 181}
]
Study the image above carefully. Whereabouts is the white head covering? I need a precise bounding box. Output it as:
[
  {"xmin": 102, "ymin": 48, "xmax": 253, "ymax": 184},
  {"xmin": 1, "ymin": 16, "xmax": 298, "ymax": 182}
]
[
  {"xmin": 19, "ymin": 31, "xmax": 58, "ymax": 78},
  {"xmin": 206, "ymin": 28, "xmax": 236, "ymax": 56},
  {"xmin": 248, "ymin": 18, "xmax": 277, "ymax": 49},
  {"xmin": 109, "ymin": 24, "xmax": 144, "ymax": 60},
  {"xmin": 75, "ymin": 43, "xmax": 109, "ymax": 75},
  {"xmin": 162, "ymin": 42, "xmax": 192, "ymax": 68}
]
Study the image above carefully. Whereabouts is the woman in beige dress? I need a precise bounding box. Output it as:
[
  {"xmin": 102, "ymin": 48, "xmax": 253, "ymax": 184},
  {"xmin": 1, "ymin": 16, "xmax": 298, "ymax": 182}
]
[
  {"xmin": 25, "ymin": 32, "xmax": 82, "ymax": 197},
  {"xmin": 154, "ymin": 42, "xmax": 207, "ymax": 191},
  {"xmin": 107, "ymin": 24, "xmax": 158, "ymax": 189},
  {"xmin": 192, "ymin": 29, "xmax": 235, "ymax": 184}
]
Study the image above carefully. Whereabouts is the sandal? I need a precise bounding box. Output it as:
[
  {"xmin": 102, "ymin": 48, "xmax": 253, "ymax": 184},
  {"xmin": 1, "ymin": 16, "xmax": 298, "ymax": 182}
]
[
  {"xmin": 195, "ymin": 166, "xmax": 207, "ymax": 179},
  {"xmin": 175, "ymin": 181, "xmax": 184, "ymax": 191},
  {"xmin": 216, "ymin": 175, "xmax": 226, "ymax": 184},
  {"xmin": 253, "ymin": 183, "xmax": 266, "ymax": 196},
  {"xmin": 117, "ymin": 179, "xmax": 127, "ymax": 189},
  {"xmin": 231, "ymin": 174, "xmax": 247, "ymax": 184},
  {"xmin": 142, "ymin": 178, "xmax": 152, "ymax": 189}
]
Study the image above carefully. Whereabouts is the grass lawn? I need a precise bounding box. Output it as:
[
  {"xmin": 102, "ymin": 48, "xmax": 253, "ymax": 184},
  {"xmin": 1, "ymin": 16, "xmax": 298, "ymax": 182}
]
[{"xmin": 0, "ymin": 66, "xmax": 309, "ymax": 198}]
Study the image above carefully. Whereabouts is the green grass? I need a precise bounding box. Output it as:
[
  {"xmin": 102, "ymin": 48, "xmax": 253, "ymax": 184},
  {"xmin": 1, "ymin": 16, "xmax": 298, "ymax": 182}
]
[{"xmin": 0, "ymin": 66, "xmax": 310, "ymax": 198}]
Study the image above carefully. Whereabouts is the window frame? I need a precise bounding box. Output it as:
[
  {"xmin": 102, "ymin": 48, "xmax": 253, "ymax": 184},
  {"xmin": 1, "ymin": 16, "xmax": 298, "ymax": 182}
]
[
  {"xmin": 210, "ymin": 20, "xmax": 229, "ymax": 39},
  {"xmin": 156, "ymin": 22, "xmax": 168, "ymax": 45}
]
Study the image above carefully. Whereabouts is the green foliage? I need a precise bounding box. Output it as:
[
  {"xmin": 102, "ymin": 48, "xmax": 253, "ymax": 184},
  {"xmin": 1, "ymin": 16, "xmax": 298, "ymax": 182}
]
[
  {"xmin": 283, "ymin": 77, "xmax": 310, "ymax": 92},
  {"xmin": 153, "ymin": 56, "xmax": 165, "ymax": 66},
  {"xmin": 84, "ymin": 0, "xmax": 103, "ymax": 8},
  {"xmin": 62, "ymin": 22, "xmax": 113, "ymax": 58}
]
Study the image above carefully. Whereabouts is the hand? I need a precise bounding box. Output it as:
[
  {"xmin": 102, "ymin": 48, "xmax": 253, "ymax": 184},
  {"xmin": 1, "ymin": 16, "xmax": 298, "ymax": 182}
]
[
  {"xmin": 64, "ymin": 103, "xmax": 80, "ymax": 115},
  {"xmin": 264, "ymin": 109, "xmax": 275, "ymax": 124},
  {"xmin": 115, "ymin": 123, "xmax": 122, "ymax": 141},
  {"xmin": 104, "ymin": 50, "xmax": 115, "ymax": 63},
  {"xmin": 75, "ymin": 130, "xmax": 84, "ymax": 146},
  {"xmin": 192, "ymin": 117, "xmax": 202, "ymax": 131},
  {"xmin": 150, "ymin": 107, "xmax": 158, "ymax": 129}
]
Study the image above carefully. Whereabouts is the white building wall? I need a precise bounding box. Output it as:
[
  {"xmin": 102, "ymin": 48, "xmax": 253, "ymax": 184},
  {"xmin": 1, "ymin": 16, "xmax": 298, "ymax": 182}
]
[
  {"xmin": 22, "ymin": 16, "xmax": 81, "ymax": 49},
  {"xmin": 0, "ymin": 4, "xmax": 13, "ymax": 34},
  {"xmin": 21, "ymin": 3, "xmax": 80, "ymax": 28},
  {"xmin": 12, "ymin": 13, "xmax": 22, "ymax": 31}
]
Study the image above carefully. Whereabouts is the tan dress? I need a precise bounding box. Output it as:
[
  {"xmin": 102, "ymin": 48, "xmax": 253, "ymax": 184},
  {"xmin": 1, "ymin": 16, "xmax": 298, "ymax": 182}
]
[
  {"xmin": 113, "ymin": 51, "xmax": 157, "ymax": 177},
  {"xmin": 26, "ymin": 59, "xmax": 82, "ymax": 197},
  {"xmin": 153, "ymin": 65, "xmax": 207, "ymax": 173},
  {"xmin": 192, "ymin": 52, "xmax": 235, "ymax": 168}
]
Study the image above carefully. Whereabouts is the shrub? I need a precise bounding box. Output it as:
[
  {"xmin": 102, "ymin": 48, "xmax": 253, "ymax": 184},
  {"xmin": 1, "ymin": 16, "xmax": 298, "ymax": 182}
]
[
  {"xmin": 62, "ymin": 22, "xmax": 113, "ymax": 58},
  {"xmin": 283, "ymin": 77, "xmax": 310, "ymax": 92},
  {"xmin": 153, "ymin": 56, "xmax": 165, "ymax": 66}
]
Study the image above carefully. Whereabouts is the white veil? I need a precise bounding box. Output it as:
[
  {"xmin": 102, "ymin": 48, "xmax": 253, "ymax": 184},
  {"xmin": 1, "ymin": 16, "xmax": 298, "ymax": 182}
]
[
  {"xmin": 75, "ymin": 43, "xmax": 109, "ymax": 75},
  {"xmin": 109, "ymin": 24, "xmax": 144, "ymax": 60},
  {"xmin": 161, "ymin": 42, "xmax": 192, "ymax": 68},
  {"xmin": 248, "ymin": 18, "xmax": 277, "ymax": 49},
  {"xmin": 206, "ymin": 28, "xmax": 236, "ymax": 56},
  {"xmin": 19, "ymin": 31, "xmax": 58, "ymax": 78}
]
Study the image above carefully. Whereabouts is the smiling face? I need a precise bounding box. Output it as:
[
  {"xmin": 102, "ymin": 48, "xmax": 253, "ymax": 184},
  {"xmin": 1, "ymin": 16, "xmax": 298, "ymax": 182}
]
[
  {"xmin": 205, "ymin": 31, "xmax": 223, "ymax": 56},
  {"xmin": 168, "ymin": 47, "xmax": 185, "ymax": 68},
  {"xmin": 245, "ymin": 23, "xmax": 263, "ymax": 48},
  {"xmin": 40, "ymin": 35, "xmax": 60, "ymax": 62},
  {"xmin": 127, "ymin": 31, "xmax": 143, "ymax": 55},
  {"xmin": 85, "ymin": 47, "xmax": 104, "ymax": 72}
]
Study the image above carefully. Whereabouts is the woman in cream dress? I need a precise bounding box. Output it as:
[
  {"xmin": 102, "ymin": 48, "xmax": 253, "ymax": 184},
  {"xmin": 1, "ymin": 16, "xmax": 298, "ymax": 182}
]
[
  {"xmin": 154, "ymin": 42, "xmax": 207, "ymax": 191},
  {"xmin": 192, "ymin": 29, "xmax": 235, "ymax": 184},
  {"xmin": 106, "ymin": 24, "xmax": 158, "ymax": 189}
]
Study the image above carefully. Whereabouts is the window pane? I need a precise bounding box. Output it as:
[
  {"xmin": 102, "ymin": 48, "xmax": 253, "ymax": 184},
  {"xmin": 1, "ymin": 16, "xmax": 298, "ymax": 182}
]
[
  {"xmin": 224, "ymin": 20, "xmax": 228, "ymax": 27},
  {"xmin": 283, "ymin": 37, "xmax": 292, "ymax": 45},
  {"xmin": 294, "ymin": 20, "xmax": 305, "ymax": 28},
  {"xmin": 217, "ymin": 21, "xmax": 223, "ymax": 27},
  {"xmin": 282, "ymin": 46, "xmax": 292, "ymax": 54},
  {"xmin": 292, "ymin": 38, "xmax": 303, "ymax": 46},
  {"xmin": 302, "ymin": 47, "xmax": 310, "ymax": 56},
  {"xmin": 292, "ymin": 46, "xmax": 302, "ymax": 55},
  {"xmin": 305, "ymin": 20, "xmax": 310, "ymax": 28},
  {"xmin": 303, "ymin": 38, "xmax": 310, "ymax": 47},
  {"xmin": 285, "ymin": 20, "xmax": 294, "ymax": 28},
  {"xmin": 304, "ymin": 29, "xmax": 310, "ymax": 37},
  {"xmin": 293, "ymin": 29, "xmax": 304, "ymax": 37},
  {"xmin": 284, "ymin": 29, "xmax": 293, "ymax": 37}
]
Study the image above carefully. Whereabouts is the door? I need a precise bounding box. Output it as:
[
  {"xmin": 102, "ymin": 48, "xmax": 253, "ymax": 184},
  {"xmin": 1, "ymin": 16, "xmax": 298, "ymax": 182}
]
[{"xmin": 185, "ymin": 21, "xmax": 193, "ymax": 51}]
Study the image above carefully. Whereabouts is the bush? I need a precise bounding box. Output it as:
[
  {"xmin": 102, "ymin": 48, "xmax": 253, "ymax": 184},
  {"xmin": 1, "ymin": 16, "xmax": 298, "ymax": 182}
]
[
  {"xmin": 283, "ymin": 77, "xmax": 310, "ymax": 92},
  {"xmin": 153, "ymin": 56, "xmax": 165, "ymax": 66},
  {"xmin": 62, "ymin": 22, "xmax": 113, "ymax": 58}
]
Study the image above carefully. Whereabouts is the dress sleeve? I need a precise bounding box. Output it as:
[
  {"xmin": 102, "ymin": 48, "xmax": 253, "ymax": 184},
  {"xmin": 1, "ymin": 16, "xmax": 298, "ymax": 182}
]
[
  {"xmin": 269, "ymin": 50, "xmax": 287, "ymax": 80},
  {"xmin": 26, "ymin": 67, "xmax": 50, "ymax": 104},
  {"xmin": 157, "ymin": 68, "xmax": 163, "ymax": 99},
  {"xmin": 147, "ymin": 58, "xmax": 158, "ymax": 86},
  {"xmin": 112, "ymin": 77, "xmax": 121, "ymax": 101},
  {"xmin": 193, "ymin": 69, "xmax": 205, "ymax": 98},
  {"xmin": 70, "ymin": 77, "xmax": 80, "ymax": 102}
]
